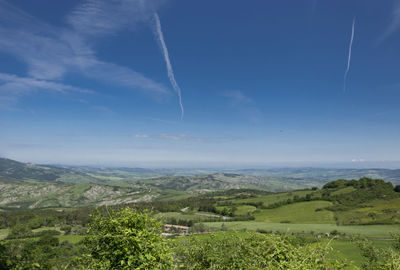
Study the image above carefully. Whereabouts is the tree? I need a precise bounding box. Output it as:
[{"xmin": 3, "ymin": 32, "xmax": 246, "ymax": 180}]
[
  {"xmin": 0, "ymin": 236, "xmax": 75, "ymax": 269},
  {"xmin": 79, "ymin": 207, "xmax": 173, "ymax": 269},
  {"xmin": 6, "ymin": 224, "xmax": 33, "ymax": 239},
  {"xmin": 60, "ymin": 225, "xmax": 72, "ymax": 235}
]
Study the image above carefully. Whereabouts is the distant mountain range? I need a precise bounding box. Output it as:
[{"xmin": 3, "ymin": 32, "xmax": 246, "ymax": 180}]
[
  {"xmin": 1, "ymin": 157, "xmax": 400, "ymax": 184},
  {"xmin": 1, "ymin": 157, "xmax": 400, "ymax": 209}
]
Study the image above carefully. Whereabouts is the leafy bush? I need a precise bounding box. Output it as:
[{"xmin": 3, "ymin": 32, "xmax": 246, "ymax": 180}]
[
  {"xmin": 189, "ymin": 223, "xmax": 211, "ymax": 233},
  {"xmin": 357, "ymin": 237, "xmax": 400, "ymax": 270},
  {"xmin": 78, "ymin": 207, "xmax": 173, "ymax": 270},
  {"xmin": 60, "ymin": 224, "xmax": 72, "ymax": 234},
  {"xmin": 6, "ymin": 224, "xmax": 33, "ymax": 239},
  {"xmin": 0, "ymin": 236, "xmax": 78, "ymax": 269},
  {"xmin": 173, "ymin": 232, "xmax": 350, "ymax": 269}
]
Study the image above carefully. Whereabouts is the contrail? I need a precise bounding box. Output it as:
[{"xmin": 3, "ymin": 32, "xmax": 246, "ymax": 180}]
[
  {"xmin": 153, "ymin": 13, "xmax": 184, "ymax": 120},
  {"xmin": 343, "ymin": 18, "xmax": 356, "ymax": 92}
]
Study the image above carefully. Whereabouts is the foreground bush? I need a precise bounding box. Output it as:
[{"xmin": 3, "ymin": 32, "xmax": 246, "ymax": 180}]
[
  {"xmin": 0, "ymin": 236, "xmax": 77, "ymax": 269},
  {"xmin": 357, "ymin": 234, "xmax": 400, "ymax": 270},
  {"xmin": 173, "ymin": 232, "xmax": 349, "ymax": 270},
  {"xmin": 78, "ymin": 207, "xmax": 173, "ymax": 270}
]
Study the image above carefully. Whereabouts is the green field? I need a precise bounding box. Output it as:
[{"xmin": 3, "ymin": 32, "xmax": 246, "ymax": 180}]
[
  {"xmin": 336, "ymin": 198, "xmax": 400, "ymax": 225},
  {"xmin": 228, "ymin": 190, "xmax": 314, "ymax": 207},
  {"xmin": 155, "ymin": 211, "xmax": 221, "ymax": 222},
  {"xmin": 234, "ymin": 205, "xmax": 257, "ymax": 215},
  {"xmin": 0, "ymin": 227, "xmax": 84, "ymax": 244},
  {"xmin": 254, "ymin": 200, "xmax": 334, "ymax": 224},
  {"xmin": 32, "ymin": 226, "xmax": 62, "ymax": 233},
  {"xmin": 204, "ymin": 221, "xmax": 400, "ymax": 238},
  {"xmin": 154, "ymin": 190, "xmax": 193, "ymax": 201},
  {"xmin": 57, "ymin": 235, "xmax": 84, "ymax": 244},
  {"xmin": 327, "ymin": 239, "xmax": 393, "ymax": 267}
]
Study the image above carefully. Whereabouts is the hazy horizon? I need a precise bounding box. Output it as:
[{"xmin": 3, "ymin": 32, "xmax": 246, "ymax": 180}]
[{"xmin": 2, "ymin": 156, "xmax": 400, "ymax": 170}]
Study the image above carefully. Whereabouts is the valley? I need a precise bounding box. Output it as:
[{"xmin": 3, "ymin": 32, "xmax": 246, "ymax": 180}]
[{"xmin": 1, "ymin": 158, "xmax": 400, "ymax": 268}]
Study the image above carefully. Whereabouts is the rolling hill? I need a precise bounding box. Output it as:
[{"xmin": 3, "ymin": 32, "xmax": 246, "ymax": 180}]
[
  {"xmin": 0, "ymin": 158, "xmax": 94, "ymax": 183},
  {"xmin": 2, "ymin": 157, "xmax": 400, "ymax": 213}
]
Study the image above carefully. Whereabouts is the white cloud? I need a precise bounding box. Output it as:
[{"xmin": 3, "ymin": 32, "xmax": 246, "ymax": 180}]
[
  {"xmin": 153, "ymin": 13, "xmax": 184, "ymax": 119},
  {"xmin": 351, "ymin": 158, "xmax": 366, "ymax": 163},
  {"xmin": 379, "ymin": 0, "xmax": 400, "ymax": 43},
  {"xmin": 159, "ymin": 133, "xmax": 202, "ymax": 142},
  {"xmin": 0, "ymin": 72, "xmax": 92, "ymax": 109},
  {"xmin": 134, "ymin": 133, "xmax": 243, "ymax": 143},
  {"xmin": 135, "ymin": 134, "xmax": 150, "ymax": 138},
  {"xmin": 223, "ymin": 90, "xmax": 252, "ymax": 107},
  {"xmin": 222, "ymin": 90, "xmax": 263, "ymax": 123},
  {"xmin": 343, "ymin": 18, "xmax": 355, "ymax": 93},
  {"xmin": 67, "ymin": 0, "xmax": 165, "ymax": 37},
  {"xmin": 0, "ymin": 0, "xmax": 169, "ymax": 108}
]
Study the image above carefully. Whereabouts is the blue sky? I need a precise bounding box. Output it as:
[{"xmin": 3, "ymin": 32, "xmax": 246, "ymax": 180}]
[{"xmin": 0, "ymin": 0, "xmax": 400, "ymax": 167}]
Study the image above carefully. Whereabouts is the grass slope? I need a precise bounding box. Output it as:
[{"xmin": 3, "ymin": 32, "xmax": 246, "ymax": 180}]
[
  {"xmin": 254, "ymin": 201, "xmax": 335, "ymax": 224},
  {"xmin": 228, "ymin": 190, "xmax": 314, "ymax": 207},
  {"xmin": 203, "ymin": 221, "xmax": 400, "ymax": 238}
]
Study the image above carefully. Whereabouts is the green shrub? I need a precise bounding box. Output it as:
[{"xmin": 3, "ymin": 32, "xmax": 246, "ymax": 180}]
[
  {"xmin": 173, "ymin": 232, "xmax": 350, "ymax": 269},
  {"xmin": 60, "ymin": 225, "xmax": 72, "ymax": 234},
  {"xmin": 6, "ymin": 224, "xmax": 33, "ymax": 239},
  {"xmin": 357, "ymin": 237, "xmax": 400, "ymax": 270},
  {"xmin": 78, "ymin": 207, "xmax": 173, "ymax": 270},
  {"xmin": 0, "ymin": 236, "xmax": 78, "ymax": 269}
]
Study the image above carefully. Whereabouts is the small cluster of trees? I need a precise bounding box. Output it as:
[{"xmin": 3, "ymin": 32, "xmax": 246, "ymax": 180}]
[
  {"xmin": 265, "ymin": 194, "xmax": 313, "ymax": 209},
  {"xmin": 198, "ymin": 203, "xmax": 236, "ymax": 217},
  {"xmin": 6, "ymin": 224, "xmax": 61, "ymax": 240},
  {"xmin": 0, "ymin": 208, "xmax": 92, "ymax": 229},
  {"xmin": 323, "ymin": 177, "xmax": 394, "ymax": 190},
  {"xmin": 163, "ymin": 217, "xmax": 194, "ymax": 227},
  {"xmin": 0, "ymin": 235, "xmax": 78, "ymax": 269},
  {"xmin": 322, "ymin": 178, "xmax": 399, "ymax": 208}
]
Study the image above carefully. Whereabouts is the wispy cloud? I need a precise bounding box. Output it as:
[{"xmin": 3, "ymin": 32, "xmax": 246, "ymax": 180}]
[
  {"xmin": 0, "ymin": 73, "xmax": 92, "ymax": 94},
  {"xmin": 135, "ymin": 134, "xmax": 150, "ymax": 138},
  {"xmin": 0, "ymin": 72, "xmax": 92, "ymax": 109},
  {"xmin": 222, "ymin": 90, "xmax": 262, "ymax": 123},
  {"xmin": 145, "ymin": 117, "xmax": 180, "ymax": 125},
  {"xmin": 159, "ymin": 134, "xmax": 202, "ymax": 142},
  {"xmin": 223, "ymin": 90, "xmax": 252, "ymax": 107},
  {"xmin": 67, "ymin": 0, "xmax": 165, "ymax": 37},
  {"xmin": 0, "ymin": 0, "xmax": 169, "ymax": 108},
  {"xmin": 90, "ymin": 105, "xmax": 115, "ymax": 116},
  {"xmin": 134, "ymin": 133, "xmax": 243, "ymax": 143},
  {"xmin": 343, "ymin": 18, "xmax": 355, "ymax": 93},
  {"xmin": 153, "ymin": 13, "xmax": 184, "ymax": 119},
  {"xmin": 379, "ymin": 0, "xmax": 400, "ymax": 43}
]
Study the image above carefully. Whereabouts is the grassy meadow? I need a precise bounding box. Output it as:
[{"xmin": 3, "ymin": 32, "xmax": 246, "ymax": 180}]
[
  {"xmin": 204, "ymin": 222, "xmax": 400, "ymax": 238},
  {"xmin": 253, "ymin": 200, "xmax": 335, "ymax": 223}
]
